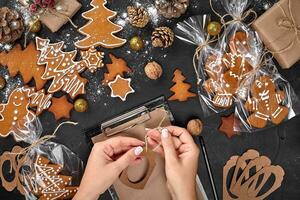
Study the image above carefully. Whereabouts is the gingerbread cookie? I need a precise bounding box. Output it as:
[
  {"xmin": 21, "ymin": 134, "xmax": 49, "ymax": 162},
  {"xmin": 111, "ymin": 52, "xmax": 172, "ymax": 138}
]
[
  {"xmin": 22, "ymin": 87, "xmax": 53, "ymax": 116},
  {"xmin": 75, "ymin": 0, "xmax": 126, "ymax": 49},
  {"xmin": 203, "ymin": 54, "xmax": 225, "ymax": 94},
  {"xmin": 202, "ymin": 53, "xmax": 253, "ymax": 108},
  {"xmin": 48, "ymin": 96, "xmax": 73, "ymax": 120},
  {"xmin": 229, "ymin": 31, "xmax": 249, "ymax": 54},
  {"xmin": 0, "ymin": 88, "xmax": 35, "ymax": 139},
  {"xmin": 169, "ymin": 69, "xmax": 196, "ymax": 101},
  {"xmin": 244, "ymin": 76, "xmax": 289, "ymax": 128},
  {"xmin": 103, "ymin": 54, "xmax": 132, "ymax": 85},
  {"xmin": 108, "ymin": 75, "xmax": 135, "ymax": 101},
  {"xmin": 0, "ymin": 43, "xmax": 46, "ymax": 90},
  {"xmin": 36, "ymin": 37, "xmax": 88, "ymax": 99},
  {"xmin": 26, "ymin": 155, "xmax": 78, "ymax": 200},
  {"xmin": 80, "ymin": 46, "xmax": 105, "ymax": 73}
]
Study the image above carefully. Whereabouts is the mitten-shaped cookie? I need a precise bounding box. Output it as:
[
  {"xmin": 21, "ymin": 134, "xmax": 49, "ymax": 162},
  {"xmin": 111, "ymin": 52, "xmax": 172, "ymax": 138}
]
[
  {"xmin": 244, "ymin": 76, "xmax": 289, "ymax": 128},
  {"xmin": 212, "ymin": 53, "xmax": 252, "ymax": 108}
]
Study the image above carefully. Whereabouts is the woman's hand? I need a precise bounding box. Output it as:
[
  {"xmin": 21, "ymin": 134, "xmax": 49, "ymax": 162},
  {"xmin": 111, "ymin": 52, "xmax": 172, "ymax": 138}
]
[
  {"xmin": 73, "ymin": 136, "xmax": 144, "ymax": 200},
  {"xmin": 147, "ymin": 126, "xmax": 200, "ymax": 200}
]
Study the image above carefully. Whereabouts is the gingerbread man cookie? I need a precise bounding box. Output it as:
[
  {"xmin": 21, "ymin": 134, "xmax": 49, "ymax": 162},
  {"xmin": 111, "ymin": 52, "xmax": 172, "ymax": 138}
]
[
  {"xmin": 244, "ymin": 76, "xmax": 289, "ymax": 128},
  {"xmin": 0, "ymin": 88, "xmax": 35, "ymax": 139},
  {"xmin": 229, "ymin": 31, "xmax": 250, "ymax": 54}
]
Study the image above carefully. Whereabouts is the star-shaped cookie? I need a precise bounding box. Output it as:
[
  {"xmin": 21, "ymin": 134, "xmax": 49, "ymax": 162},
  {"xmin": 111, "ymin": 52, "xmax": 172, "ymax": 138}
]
[
  {"xmin": 108, "ymin": 75, "xmax": 135, "ymax": 101},
  {"xmin": 218, "ymin": 113, "xmax": 239, "ymax": 138},
  {"xmin": 48, "ymin": 96, "xmax": 73, "ymax": 120}
]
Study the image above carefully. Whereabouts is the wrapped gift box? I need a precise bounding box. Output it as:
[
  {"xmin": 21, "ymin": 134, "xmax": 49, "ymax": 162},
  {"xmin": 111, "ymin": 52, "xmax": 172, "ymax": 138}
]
[
  {"xmin": 253, "ymin": 0, "xmax": 300, "ymax": 69},
  {"xmin": 19, "ymin": 0, "xmax": 81, "ymax": 32}
]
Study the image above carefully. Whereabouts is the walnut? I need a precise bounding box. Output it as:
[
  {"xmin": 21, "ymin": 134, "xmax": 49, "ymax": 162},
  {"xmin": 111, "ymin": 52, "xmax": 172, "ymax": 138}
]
[
  {"xmin": 187, "ymin": 119, "xmax": 203, "ymax": 136},
  {"xmin": 144, "ymin": 61, "xmax": 163, "ymax": 80}
]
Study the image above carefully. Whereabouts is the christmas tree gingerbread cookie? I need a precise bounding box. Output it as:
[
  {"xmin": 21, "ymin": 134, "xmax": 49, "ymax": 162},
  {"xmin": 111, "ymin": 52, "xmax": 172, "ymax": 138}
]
[
  {"xmin": 169, "ymin": 69, "xmax": 196, "ymax": 101},
  {"xmin": 75, "ymin": 0, "xmax": 126, "ymax": 49},
  {"xmin": 0, "ymin": 88, "xmax": 35, "ymax": 139},
  {"xmin": 26, "ymin": 155, "xmax": 78, "ymax": 200},
  {"xmin": 36, "ymin": 37, "xmax": 88, "ymax": 99},
  {"xmin": 244, "ymin": 76, "xmax": 289, "ymax": 128}
]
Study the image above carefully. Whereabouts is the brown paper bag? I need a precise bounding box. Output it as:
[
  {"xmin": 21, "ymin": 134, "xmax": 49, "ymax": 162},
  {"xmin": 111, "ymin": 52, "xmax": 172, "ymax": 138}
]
[{"xmin": 252, "ymin": 0, "xmax": 300, "ymax": 69}]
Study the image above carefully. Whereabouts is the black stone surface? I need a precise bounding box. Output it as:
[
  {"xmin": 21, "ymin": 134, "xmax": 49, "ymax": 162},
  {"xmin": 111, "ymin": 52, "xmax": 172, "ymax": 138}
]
[{"xmin": 0, "ymin": 0, "xmax": 300, "ymax": 200}]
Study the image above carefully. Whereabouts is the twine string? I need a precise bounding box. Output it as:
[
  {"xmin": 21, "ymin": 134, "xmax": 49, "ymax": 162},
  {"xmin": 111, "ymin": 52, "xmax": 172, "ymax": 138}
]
[
  {"xmin": 209, "ymin": 0, "xmax": 257, "ymax": 27},
  {"xmin": 193, "ymin": 36, "xmax": 218, "ymax": 85},
  {"xmin": 235, "ymin": 50, "xmax": 274, "ymax": 98},
  {"xmin": 10, "ymin": 121, "xmax": 78, "ymax": 161},
  {"xmin": 144, "ymin": 114, "xmax": 167, "ymax": 152},
  {"xmin": 269, "ymin": 0, "xmax": 300, "ymax": 54}
]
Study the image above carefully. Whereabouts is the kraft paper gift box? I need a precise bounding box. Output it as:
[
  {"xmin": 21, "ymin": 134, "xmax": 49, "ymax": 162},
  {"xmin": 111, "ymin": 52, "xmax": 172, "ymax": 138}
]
[
  {"xmin": 18, "ymin": 0, "xmax": 81, "ymax": 32},
  {"xmin": 252, "ymin": 0, "xmax": 300, "ymax": 69}
]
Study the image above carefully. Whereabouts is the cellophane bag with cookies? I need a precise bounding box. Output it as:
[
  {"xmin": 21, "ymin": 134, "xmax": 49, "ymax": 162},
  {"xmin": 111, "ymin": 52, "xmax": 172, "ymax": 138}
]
[
  {"xmin": 175, "ymin": 15, "xmax": 231, "ymax": 116},
  {"xmin": 234, "ymin": 54, "xmax": 300, "ymax": 132},
  {"xmin": 196, "ymin": 0, "xmax": 264, "ymax": 114},
  {"xmin": 11, "ymin": 116, "xmax": 84, "ymax": 200}
]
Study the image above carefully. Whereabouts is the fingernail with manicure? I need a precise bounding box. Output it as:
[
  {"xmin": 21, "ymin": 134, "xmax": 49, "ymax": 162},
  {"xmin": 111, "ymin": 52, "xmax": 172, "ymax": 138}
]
[
  {"xmin": 134, "ymin": 146, "xmax": 143, "ymax": 156},
  {"xmin": 162, "ymin": 129, "xmax": 169, "ymax": 138}
]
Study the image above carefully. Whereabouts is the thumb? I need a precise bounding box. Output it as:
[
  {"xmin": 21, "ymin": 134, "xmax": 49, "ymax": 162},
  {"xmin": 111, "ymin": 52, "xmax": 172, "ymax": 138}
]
[
  {"xmin": 113, "ymin": 146, "xmax": 144, "ymax": 173},
  {"xmin": 161, "ymin": 129, "xmax": 178, "ymax": 164}
]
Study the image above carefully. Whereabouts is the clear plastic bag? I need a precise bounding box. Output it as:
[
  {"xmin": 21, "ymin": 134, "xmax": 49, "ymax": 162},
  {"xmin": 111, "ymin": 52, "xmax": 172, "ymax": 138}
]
[
  {"xmin": 11, "ymin": 115, "xmax": 83, "ymax": 200},
  {"xmin": 234, "ymin": 55, "xmax": 300, "ymax": 132},
  {"xmin": 175, "ymin": 15, "xmax": 228, "ymax": 116}
]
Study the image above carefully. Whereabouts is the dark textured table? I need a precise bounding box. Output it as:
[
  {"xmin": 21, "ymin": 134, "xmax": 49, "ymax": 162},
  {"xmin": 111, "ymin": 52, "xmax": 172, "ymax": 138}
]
[{"xmin": 0, "ymin": 0, "xmax": 299, "ymax": 199}]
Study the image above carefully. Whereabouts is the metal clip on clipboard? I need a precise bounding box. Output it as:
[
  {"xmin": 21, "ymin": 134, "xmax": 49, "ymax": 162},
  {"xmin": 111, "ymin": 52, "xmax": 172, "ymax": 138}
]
[
  {"xmin": 85, "ymin": 96, "xmax": 208, "ymax": 200},
  {"xmin": 86, "ymin": 96, "xmax": 174, "ymax": 142}
]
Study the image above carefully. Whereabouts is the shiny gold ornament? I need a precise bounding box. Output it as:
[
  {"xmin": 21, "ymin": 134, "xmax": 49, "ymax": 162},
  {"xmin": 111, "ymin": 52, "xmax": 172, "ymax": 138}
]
[
  {"xmin": 29, "ymin": 19, "xmax": 41, "ymax": 33},
  {"xmin": 74, "ymin": 98, "xmax": 88, "ymax": 113},
  {"xmin": 0, "ymin": 76, "xmax": 6, "ymax": 90},
  {"xmin": 207, "ymin": 21, "xmax": 221, "ymax": 36},
  {"xmin": 129, "ymin": 36, "xmax": 144, "ymax": 51}
]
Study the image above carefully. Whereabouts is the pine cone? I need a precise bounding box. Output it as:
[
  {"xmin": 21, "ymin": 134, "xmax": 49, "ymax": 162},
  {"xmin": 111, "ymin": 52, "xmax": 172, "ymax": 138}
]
[
  {"xmin": 127, "ymin": 6, "xmax": 150, "ymax": 28},
  {"xmin": 151, "ymin": 26, "xmax": 174, "ymax": 48},
  {"xmin": 155, "ymin": 0, "xmax": 189, "ymax": 19},
  {"xmin": 0, "ymin": 7, "xmax": 24, "ymax": 44}
]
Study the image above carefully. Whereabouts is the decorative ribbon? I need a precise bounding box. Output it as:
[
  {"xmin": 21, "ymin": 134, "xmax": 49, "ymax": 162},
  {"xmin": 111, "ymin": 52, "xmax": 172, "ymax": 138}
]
[
  {"xmin": 24, "ymin": 1, "xmax": 78, "ymax": 48},
  {"xmin": 11, "ymin": 121, "xmax": 78, "ymax": 161},
  {"xmin": 144, "ymin": 113, "xmax": 167, "ymax": 152},
  {"xmin": 209, "ymin": 0, "xmax": 257, "ymax": 27},
  {"xmin": 193, "ymin": 36, "xmax": 218, "ymax": 85},
  {"xmin": 270, "ymin": 0, "xmax": 300, "ymax": 54}
]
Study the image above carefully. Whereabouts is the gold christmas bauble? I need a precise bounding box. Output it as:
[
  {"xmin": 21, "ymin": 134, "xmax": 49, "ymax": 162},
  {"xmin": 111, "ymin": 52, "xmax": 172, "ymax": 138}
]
[
  {"xmin": 187, "ymin": 119, "xmax": 203, "ymax": 136},
  {"xmin": 0, "ymin": 76, "xmax": 6, "ymax": 90},
  {"xmin": 207, "ymin": 21, "xmax": 221, "ymax": 36},
  {"xmin": 129, "ymin": 36, "xmax": 144, "ymax": 51},
  {"xmin": 29, "ymin": 19, "xmax": 41, "ymax": 33},
  {"xmin": 74, "ymin": 98, "xmax": 88, "ymax": 113}
]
